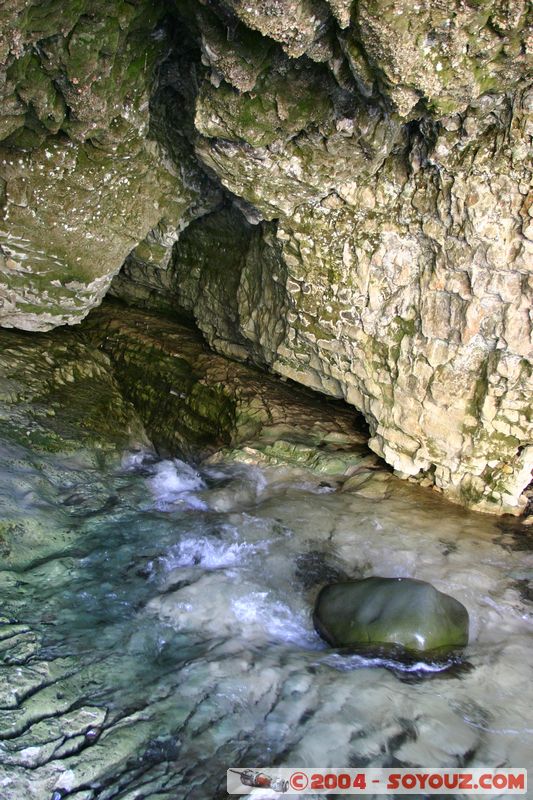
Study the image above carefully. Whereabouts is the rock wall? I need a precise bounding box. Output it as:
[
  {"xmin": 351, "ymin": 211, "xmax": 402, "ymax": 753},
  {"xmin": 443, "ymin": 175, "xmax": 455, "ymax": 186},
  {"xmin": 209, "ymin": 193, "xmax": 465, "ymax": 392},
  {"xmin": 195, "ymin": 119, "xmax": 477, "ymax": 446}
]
[
  {"xmin": 86, "ymin": 302, "xmax": 369, "ymax": 462},
  {"xmin": 0, "ymin": 0, "xmax": 219, "ymax": 330},
  {"xmin": 0, "ymin": 323, "xmax": 149, "ymax": 459},
  {"xmin": 115, "ymin": 0, "xmax": 533, "ymax": 515},
  {"xmin": 1, "ymin": 0, "xmax": 532, "ymax": 514}
]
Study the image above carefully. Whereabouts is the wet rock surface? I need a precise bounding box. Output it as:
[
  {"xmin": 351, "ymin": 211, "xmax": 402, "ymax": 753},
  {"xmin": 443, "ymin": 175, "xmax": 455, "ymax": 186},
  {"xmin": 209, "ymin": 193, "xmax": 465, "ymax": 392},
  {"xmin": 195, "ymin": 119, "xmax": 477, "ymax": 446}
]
[
  {"xmin": 1, "ymin": 412, "xmax": 532, "ymax": 798},
  {"xmin": 314, "ymin": 577, "xmax": 470, "ymax": 654},
  {"xmin": 0, "ymin": 6, "xmax": 531, "ymax": 791},
  {"xmin": 0, "ymin": 323, "xmax": 149, "ymax": 460},
  {"xmin": 86, "ymin": 302, "xmax": 369, "ymax": 461},
  {"xmin": 115, "ymin": 3, "xmax": 532, "ymax": 515},
  {"xmin": 0, "ymin": 1, "xmax": 531, "ymax": 513},
  {"xmin": 0, "ymin": 311, "xmax": 531, "ymax": 796},
  {"xmin": 0, "ymin": 1, "xmax": 218, "ymax": 331}
]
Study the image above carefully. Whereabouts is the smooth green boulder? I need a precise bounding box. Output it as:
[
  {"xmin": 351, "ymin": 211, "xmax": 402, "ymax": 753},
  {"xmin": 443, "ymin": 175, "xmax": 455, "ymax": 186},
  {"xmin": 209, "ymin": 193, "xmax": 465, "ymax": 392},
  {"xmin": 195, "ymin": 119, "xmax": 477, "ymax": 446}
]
[{"xmin": 314, "ymin": 577, "xmax": 469, "ymax": 655}]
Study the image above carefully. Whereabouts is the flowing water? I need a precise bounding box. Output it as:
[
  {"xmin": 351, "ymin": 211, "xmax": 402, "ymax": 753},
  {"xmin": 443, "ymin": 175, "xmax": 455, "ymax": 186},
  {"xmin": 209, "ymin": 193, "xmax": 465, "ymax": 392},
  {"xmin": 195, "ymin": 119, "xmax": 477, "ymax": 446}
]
[{"xmin": 0, "ymin": 439, "xmax": 532, "ymax": 800}]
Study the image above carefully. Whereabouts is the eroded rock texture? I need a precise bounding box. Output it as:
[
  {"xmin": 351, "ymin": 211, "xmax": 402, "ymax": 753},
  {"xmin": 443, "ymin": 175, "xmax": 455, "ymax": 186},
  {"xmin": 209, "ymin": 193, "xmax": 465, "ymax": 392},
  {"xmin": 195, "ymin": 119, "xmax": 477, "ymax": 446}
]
[
  {"xmin": 0, "ymin": 1, "xmax": 219, "ymax": 330},
  {"xmin": 0, "ymin": 321, "xmax": 149, "ymax": 459},
  {"xmin": 114, "ymin": 0, "xmax": 532, "ymax": 515},
  {"xmin": 1, "ymin": 0, "xmax": 532, "ymax": 513},
  {"xmin": 87, "ymin": 302, "xmax": 369, "ymax": 462}
]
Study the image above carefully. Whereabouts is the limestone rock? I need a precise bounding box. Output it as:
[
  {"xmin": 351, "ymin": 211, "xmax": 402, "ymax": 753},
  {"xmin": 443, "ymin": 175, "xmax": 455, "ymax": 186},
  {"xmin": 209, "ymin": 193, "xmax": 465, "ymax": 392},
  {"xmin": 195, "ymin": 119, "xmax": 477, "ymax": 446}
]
[
  {"xmin": 195, "ymin": 5, "xmax": 273, "ymax": 92},
  {"xmin": 0, "ymin": 135, "xmax": 194, "ymax": 331},
  {"xmin": 314, "ymin": 577, "xmax": 470, "ymax": 654},
  {"xmin": 0, "ymin": 1, "xmax": 219, "ymax": 330},
  {"xmin": 2, "ymin": 0, "xmax": 532, "ymax": 515},
  {"xmin": 0, "ymin": 325, "xmax": 149, "ymax": 458},
  {"xmin": 160, "ymin": 33, "xmax": 532, "ymax": 515},
  {"xmin": 86, "ymin": 303, "xmax": 367, "ymax": 458},
  {"xmin": 221, "ymin": 0, "xmax": 332, "ymax": 59},
  {"xmin": 210, "ymin": 438, "xmax": 373, "ymax": 479},
  {"xmin": 355, "ymin": 0, "xmax": 531, "ymax": 116}
]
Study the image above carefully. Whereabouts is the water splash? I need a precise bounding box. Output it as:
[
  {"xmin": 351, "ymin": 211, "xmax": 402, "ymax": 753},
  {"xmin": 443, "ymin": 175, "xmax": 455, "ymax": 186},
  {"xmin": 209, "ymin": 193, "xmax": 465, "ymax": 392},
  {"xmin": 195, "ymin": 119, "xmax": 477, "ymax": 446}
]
[
  {"xmin": 1, "ymin": 447, "xmax": 532, "ymax": 800},
  {"xmin": 148, "ymin": 458, "xmax": 208, "ymax": 510}
]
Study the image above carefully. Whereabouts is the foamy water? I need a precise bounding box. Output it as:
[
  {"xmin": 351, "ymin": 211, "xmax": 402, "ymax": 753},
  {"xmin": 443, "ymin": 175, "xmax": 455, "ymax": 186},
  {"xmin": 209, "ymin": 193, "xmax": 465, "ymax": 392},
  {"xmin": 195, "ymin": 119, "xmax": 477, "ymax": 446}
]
[
  {"xmin": 1, "ymin": 446, "xmax": 532, "ymax": 799},
  {"xmin": 148, "ymin": 458, "xmax": 208, "ymax": 509}
]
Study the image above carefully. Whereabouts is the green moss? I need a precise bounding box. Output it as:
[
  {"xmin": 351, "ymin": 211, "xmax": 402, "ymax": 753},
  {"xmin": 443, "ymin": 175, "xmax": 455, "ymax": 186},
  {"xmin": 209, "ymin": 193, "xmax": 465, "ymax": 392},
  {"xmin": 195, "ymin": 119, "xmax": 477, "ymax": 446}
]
[
  {"xmin": 459, "ymin": 481, "xmax": 484, "ymax": 507},
  {"xmin": 304, "ymin": 321, "xmax": 336, "ymax": 341},
  {"xmin": 7, "ymin": 52, "xmax": 65, "ymax": 132},
  {"xmin": 98, "ymin": 330, "xmax": 237, "ymax": 455},
  {"xmin": 470, "ymin": 57, "xmax": 501, "ymax": 94},
  {"xmin": 0, "ymin": 326, "xmax": 146, "ymax": 457},
  {"xmin": 0, "ymin": 418, "xmax": 71, "ymax": 454},
  {"xmin": 196, "ymin": 63, "xmax": 333, "ymax": 147},
  {"xmin": 24, "ymin": 0, "xmax": 88, "ymax": 38},
  {"xmin": 465, "ymin": 360, "xmax": 489, "ymax": 420}
]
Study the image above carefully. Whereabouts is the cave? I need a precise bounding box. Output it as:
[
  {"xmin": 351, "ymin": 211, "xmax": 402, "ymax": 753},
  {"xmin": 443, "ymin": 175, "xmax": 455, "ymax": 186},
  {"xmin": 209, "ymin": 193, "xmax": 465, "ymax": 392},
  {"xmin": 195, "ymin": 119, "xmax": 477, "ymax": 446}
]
[{"xmin": 0, "ymin": 1, "xmax": 532, "ymax": 797}]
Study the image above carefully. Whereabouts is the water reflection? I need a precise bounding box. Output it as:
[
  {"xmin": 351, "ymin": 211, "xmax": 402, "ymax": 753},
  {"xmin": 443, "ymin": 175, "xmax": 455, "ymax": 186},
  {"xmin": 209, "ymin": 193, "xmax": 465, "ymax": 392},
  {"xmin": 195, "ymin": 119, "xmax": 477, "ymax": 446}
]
[{"xmin": 0, "ymin": 445, "xmax": 532, "ymax": 799}]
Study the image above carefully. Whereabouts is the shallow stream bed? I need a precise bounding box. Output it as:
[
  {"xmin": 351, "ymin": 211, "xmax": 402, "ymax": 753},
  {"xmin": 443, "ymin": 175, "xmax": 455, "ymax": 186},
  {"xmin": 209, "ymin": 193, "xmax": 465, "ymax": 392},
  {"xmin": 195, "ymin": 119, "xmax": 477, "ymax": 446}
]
[{"xmin": 0, "ymin": 441, "xmax": 532, "ymax": 799}]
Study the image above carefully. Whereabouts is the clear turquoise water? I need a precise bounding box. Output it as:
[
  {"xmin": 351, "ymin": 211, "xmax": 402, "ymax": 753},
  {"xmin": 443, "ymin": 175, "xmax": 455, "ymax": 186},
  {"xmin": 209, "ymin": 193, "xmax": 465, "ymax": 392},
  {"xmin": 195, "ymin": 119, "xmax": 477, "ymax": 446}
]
[{"xmin": 0, "ymin": 441, "xmax": 532, "ymax": 799}]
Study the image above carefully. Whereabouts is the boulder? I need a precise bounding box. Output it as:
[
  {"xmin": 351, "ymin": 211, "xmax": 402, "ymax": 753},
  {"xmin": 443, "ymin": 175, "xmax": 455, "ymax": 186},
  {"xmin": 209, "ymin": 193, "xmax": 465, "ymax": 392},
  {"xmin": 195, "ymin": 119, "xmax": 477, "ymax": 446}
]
[{"xmin": 314, "ymin": 577, "xmax": 469, "ymax": 654}]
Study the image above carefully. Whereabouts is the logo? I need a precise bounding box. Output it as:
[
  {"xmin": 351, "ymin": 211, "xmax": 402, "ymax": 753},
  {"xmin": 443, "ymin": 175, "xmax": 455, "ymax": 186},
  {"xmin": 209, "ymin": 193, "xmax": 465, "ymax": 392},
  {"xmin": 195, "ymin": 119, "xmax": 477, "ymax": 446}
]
[
  {"xmin": 229, "ymin": 769, "xmax": 289, "ymax": 793},
  {"xmin": 227, "ymin": 768, "xmax": 527, "ymax": 795}
]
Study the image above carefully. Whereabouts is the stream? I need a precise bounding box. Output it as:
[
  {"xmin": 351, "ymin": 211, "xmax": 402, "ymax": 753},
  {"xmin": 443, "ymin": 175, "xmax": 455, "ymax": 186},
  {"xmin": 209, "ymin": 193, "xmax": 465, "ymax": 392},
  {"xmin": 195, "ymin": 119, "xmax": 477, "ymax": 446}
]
[{"xmin": 0, "ymin": 439, "xmax": 532, "ymax": 799}]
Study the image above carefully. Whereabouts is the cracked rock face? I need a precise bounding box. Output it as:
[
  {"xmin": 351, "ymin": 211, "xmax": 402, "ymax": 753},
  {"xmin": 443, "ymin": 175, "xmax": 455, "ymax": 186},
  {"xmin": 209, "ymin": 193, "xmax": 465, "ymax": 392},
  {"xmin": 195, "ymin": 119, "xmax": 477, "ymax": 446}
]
[
  {"xmin": 1, "ymin": 0, "xmax": 532, "ymax": 514},
  {"xmin": 0, "ymin": 322, "xmax": 150, "ymax": 458},
  {"xmin": 86, "ymin": 303, "xmax": 369, "ymax": 459},
  {"xmin": 114, "ymin": 1, "xmax": 532, "ymax": 514},
  {"xmin": 0, "ymin": 1, "xmax": 218, "ymax": 331},
  {"xmin": 186, "ymin": 89, "xmax": 533, "ymax": 515}
]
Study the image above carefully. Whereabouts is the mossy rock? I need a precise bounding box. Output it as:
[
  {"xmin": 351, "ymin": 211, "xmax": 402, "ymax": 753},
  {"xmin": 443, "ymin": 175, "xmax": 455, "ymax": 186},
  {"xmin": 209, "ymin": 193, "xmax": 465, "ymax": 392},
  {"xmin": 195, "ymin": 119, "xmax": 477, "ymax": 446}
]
[
  {"xmin": 314, "ymin": 577, "xmax": 469, "ymax": 655},
  {"xmin": 0, "ymin": 325, "xmax": 149, "ymax": 459}
]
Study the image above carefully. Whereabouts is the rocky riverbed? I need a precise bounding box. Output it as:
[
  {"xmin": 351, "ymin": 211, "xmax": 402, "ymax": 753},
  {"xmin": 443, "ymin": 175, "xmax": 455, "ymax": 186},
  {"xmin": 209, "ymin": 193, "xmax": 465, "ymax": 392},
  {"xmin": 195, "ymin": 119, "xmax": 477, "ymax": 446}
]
[
  {"xmin": 0, "ymin": 307, "xmax": 532, "ymax": 799},
  {"xmin": 0, "ymin": 2, "xmax": 532, "ymax": 794}
]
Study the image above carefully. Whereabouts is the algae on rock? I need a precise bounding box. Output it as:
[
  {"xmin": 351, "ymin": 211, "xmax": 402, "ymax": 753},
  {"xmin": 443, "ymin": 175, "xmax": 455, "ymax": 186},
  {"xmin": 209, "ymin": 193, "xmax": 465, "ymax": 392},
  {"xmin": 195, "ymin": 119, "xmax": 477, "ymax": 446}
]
[
  {"xmin": 86, "ymin": 303, "xmax": 368, "ymax": 462},
  {"xmin": 314, "ymin": 577, "xmax": 470, "ymax": 654},
  {"xmin": 148, "ymin": 6, "xmax": 532, "ymax": 516},
  {"xmin": 0, "ymin": 0, "xmax": 220, "ymax": 330},
  {"xmin": 0, "ymin": 325, "xmax": 149, "ymax": 458},
  {"xmin": 1, "ymin": 0, "xmax": 532, "ymax": 515}
]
